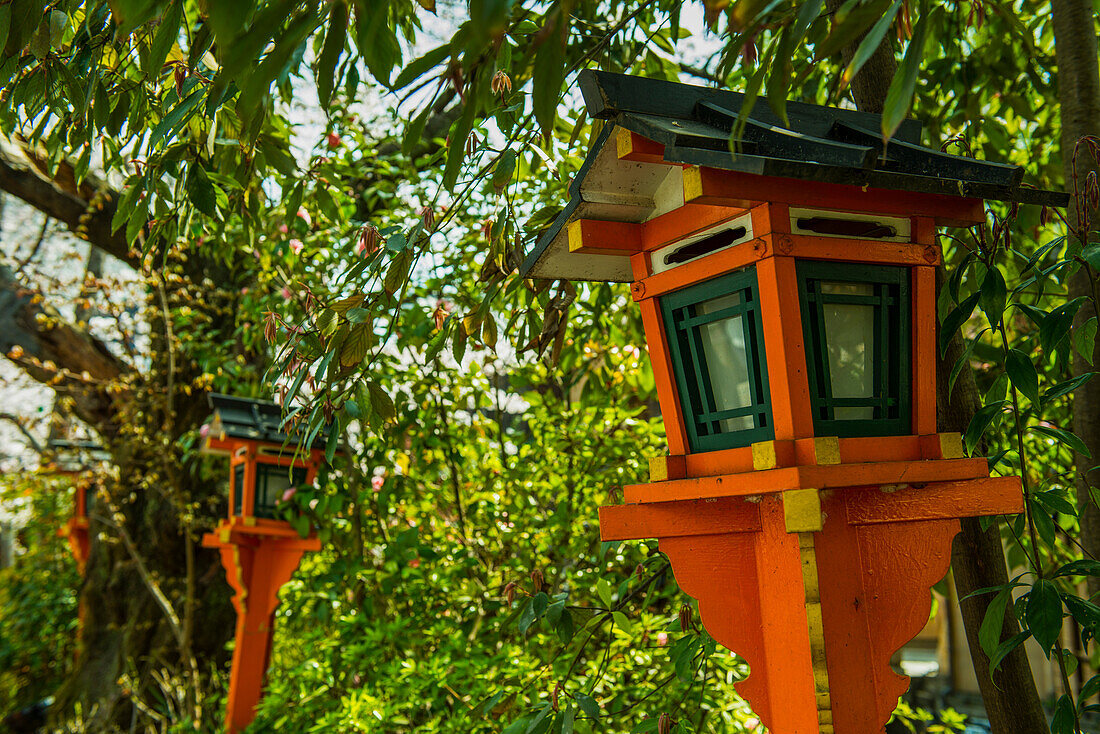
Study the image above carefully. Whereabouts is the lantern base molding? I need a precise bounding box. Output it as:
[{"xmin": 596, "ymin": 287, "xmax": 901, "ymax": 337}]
[
  {"xmin": 202, "ymin": 520, "xmax": 320, "ymax": 733},
  {"xmin": 600, "ymin": 455, "xmax": 1022, "ymax": 734}
]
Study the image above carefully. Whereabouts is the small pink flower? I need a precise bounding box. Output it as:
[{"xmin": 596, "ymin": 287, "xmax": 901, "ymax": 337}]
[
  {"xmin": 240, "ymin": 287, "xmax": 249, "ymax": 295},
  {"xmin": 408, "ymin": 558, "xmax": 421, "ymax": 568},
  {"xmin": 199, "ymin": 424, "xmax": 210, "ymax": 438},
  {"xmin": 281, "ymin": 287, "xmax": 292, "ymax": 300},
  {"xmin": 296, "ymin": 207, "xmax": 312, "ymax": 227},
  {"xmin": 656, "ymin": 632, "xmax": 669, "ymax": 647},
  {"xmin": 371, "ymin": 475, "xmax": 384, "ymax": 492},
  {"xmin": 289, "ymin": 239, "xmax": 304, "ymax": 255},
  {"xmin": 278, "ymin": 223, "xmax": 289, "ymax": 234},
  {"xmin": 326, "ymin": 132, "xmax": 342, "ymax": 149},
  {"xmin": 745, "ymin": 718, "xmax": 760, "ymax": 730},
  {"xmin": 281, "ymin": 486, "xmax": 297, "ymax": 503}
]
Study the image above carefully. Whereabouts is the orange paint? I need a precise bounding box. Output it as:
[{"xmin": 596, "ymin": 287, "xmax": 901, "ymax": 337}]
[
  {"xmin": 639, "ymin": 297, "xmax": 690, "ymax": 455},
  {"xmin": 634, "ymin": 237, "xmax": 766, "ymax": 302},
  {"xmin": 567, "ymin": 219, "xmax": 644, "ymax": 256},
  {"xmin": 203, "ymin": 525, "xmax": 320, "ymax": 733},
  {"xmin": 640, "ymin": 204, "xmax": 748, "ymax": 251},
  {"xmin": 755, "ymin": 256, "xmax": 814, "ymax": 441},
  {"xmin": 913, "ymin": 266, "xmax": 937, "ymax": 435},
  {"xmin": 616, "ymin": 128, "xmax": 668, "ymax": 165},
  {"xmin": 682, "ymin": 166, "xmax": 987, "ymax": 226}
]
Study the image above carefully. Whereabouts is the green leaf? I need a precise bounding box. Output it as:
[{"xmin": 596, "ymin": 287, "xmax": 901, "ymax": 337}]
[
  {"xmin": 1051, "ymin": 695, "xmax": 1076, "ymax": 734},
  {"xmin": 948, "ymin": 328, "xmax": 986, "ymax": 401},
  {"xmin": 324, "ymin": 415, "xmax": 341, "ymax": 463},
  {"xmin": 148, "ymin": 86, "xmax": 205, "ymax": 150},
  {"xmin": 963, "ymin": 400, "xmax": 1005, "ymax": 454},
  {"xmin": 148, "ymin": 1, "xmax": 183, "ymax": 78},
  {"xmin": 1025, "ymin": 578, "xmax": 1063, "ymax": 657},
  {"xmin": 1082, "ymin": 243, "xmax": 1100, "ymax": 270},
  {"xmin": 442, "ymin": 96, "xmax": 477, "ymax": 192},
  {"xmin": 518, "ymin": 597, "xmax": 537, "ymax": 634},
  {"xmin": 0, "ymin": 4, "xmax": 13, "ymax": 58},
  {"xmin": 392, "ymin": 42, "xmax": 452, "ymax": 90},
  {"xmin": 186, "ymin": 164, "xmax": 216, "ymax": 217},
  {"xmin": 1005, "ymin": 348, "xmax": 1039, "ymax": 404},
  {"xmin": 1042, "ymin": 372, "xmax": 1096, "ymax": 405},
  {"xmin": 340, "ymin": 324, "xmax": 373, "ymax": 367},
  {"xmin": 1053, "ymin": 559, "xmax": 1100, "ymax": 578},
  {"xmin": 1030, "ymin": 424, "xmax": 1092, "ymax": 460},
  {"xmin": 939, "ymin": 291, "xmax": 981, "ymax": 358},
  {"xmin": 367, "ymin": 381, "xmax": 396, "ymax": 422},
  {"xmin": 1081, "ymin": 674, "xmax": 1100, "ymax": 701},
  {"xmin": 979, "ymin": 265, "xmax": 1008, "ymax": 327},
  {"xmin": 839, "ymin": 0, "xmax": 903, "ymax": 89},
  {"xmin": 493, "ymin": 150, "xmax": 516, "ymax": 192},
  {"xmin": 1029, "ymin": 497, "xmax": 1056, "ymax": 546},
  {"xmin": 236, "ymin": 9, "xmax": 318, "ymax": 130},
  {"xmin": 765, "ymin": 0, "xmax": 821, "ymax": 126},
  {"xmin": 978, "ymin": 587, "xmax": 1010, "ymax": 659},
  {"xmin": 354, "ymin": 0, "xmax": 401, "ymax": 85},
  {"xmin": 383, "ymin": 249, "xmax": 413, "ymax": 295},
  {"xmin": 596, "ymin": 578, "xmax": 613, "ymax": 608},
  {"xmin": 1034, "ymin": 490, "xmax": 1076, "ymax": 517},
  {"xmin": 988, "ymin": 629, "xmax": 1031, "ymax": 675},
  {"xmin": 402, "ymin": 104, "xmax": 433, "ymax": 156},
  {"xmin": 881, "ymin": 6, "xmax": 929, "ymax": 140},
  {"xmin": 816, "ymin": 0, "xmax": 891, "ymax": 60},
  {"xmin": 561, "ymin": 706, "xmax": 575, "ymax": 734},
  {"xmin": 344, "ymin": 399, "xmax": 361, "ymax": 419},
  {"xmin": 207, "ymin": 1, "xmax": 253, "ymax": 51},
  {"xmin": 531, "ymin": 21, "xmax": 566, "ymax": 137},
  {"xmin": 1062, "ymin": 594, "xmax": 1100, "ymax": 627},
  {"xmin": 576, "ymin": 694, "xmax": 599, "ymax": 720},
  {"xmin": 316, "ymin": 1, "xmax": 348, "ymax": 106},
  {"xmin": 1076, "ymin": 317, "xmax": 1097, "ymax": 365}
]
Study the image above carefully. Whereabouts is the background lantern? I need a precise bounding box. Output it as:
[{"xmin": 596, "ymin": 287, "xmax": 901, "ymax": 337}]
[
  {"xmin": 47, "ymin": 439, "xmax": 109, "ymax": 573},
  {"xmin": 199, "ymin": 393, "xmax": 336, "ymax": 733},
  {"xmin": 522, "ymin": 71, "xmax": 1067, "ymax": 734}
]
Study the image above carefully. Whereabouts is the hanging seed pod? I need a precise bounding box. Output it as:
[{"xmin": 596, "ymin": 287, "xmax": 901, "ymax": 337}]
[
  {"xmin": 657, "ymin": 712, "xmax": 672, "ymax": 734},
  {"xmin": 679, "ymin": 604, "xmax": 692, "ymax": 632},
  {"xmin": 530, "ymin": 568, "xmax": 545, "ymax": 593},
  {"xmin": 504, "ymin": 581, "xmax": 517, "ymax": 604}
]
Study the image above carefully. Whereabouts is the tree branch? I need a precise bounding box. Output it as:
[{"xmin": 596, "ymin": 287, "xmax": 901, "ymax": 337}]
[
  {"xmin": 0, "ymin": 136, "xmax": 135, "ymax": 268},
  {"xmin": 0, "ymin": 263, "xmax": 129, "ymax": 436}
]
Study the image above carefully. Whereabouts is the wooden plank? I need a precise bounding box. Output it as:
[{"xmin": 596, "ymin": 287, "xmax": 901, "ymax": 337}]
[
  {"xmin": 682, "ymin": 166, "xmax": 987, "ymax": 227},
  {"xmin": 638, "ymin": 297, "xmax": 690, "ymax": 455},
  {"xmin": 633, "ymin": 237, "xmax": 766, "ymax": 301},
  {"xmin": 598, "ymin": 496, "xmax": 761, "ymax": 540},
  {"xmin": 837, "ymin": 436, "xmax": 922, "ymax": 463},
  {"xmin": 844, "ymin": 476, "xmax": 1023, "ymax": 525},
  {"xmin": 640, "ymin": 203, "xmax": 748, "ymax": 251},
  {"xmin": 913, "ymin": 266, "xmax": 937, "ymax": 435},
  {"xmin": 616, "ymin": 127, "xmax": 667, "ymax": 164},
  {"xmin": 684, "ymin": 444, "xmax": 761, "ymax": 476},
  {"xmin": 756, "ymin": 256, "xmax": 815, "ymax": 440},
  {"xmin": 764, "ymin": 233, "xmax": 941, "ymax": 265},
  {"xmin": 623, "ymin": 457, "xmax": 991, "ymax": 504},
  {"xmin": 567, "ymin": 218, "xmax": 644, "ymax": 256}
]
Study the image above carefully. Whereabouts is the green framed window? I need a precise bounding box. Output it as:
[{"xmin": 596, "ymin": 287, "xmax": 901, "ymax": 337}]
[
  {"xmin": 253, "ymin": 463, "xmax": 306, "ymax": 519},
  {"xmin": 797, "ymin": 260, "xmax": 910, "ymax": 437},
  {"xmin": 660, "ymin": 268, "xmax": 773, "ymax": 452}
]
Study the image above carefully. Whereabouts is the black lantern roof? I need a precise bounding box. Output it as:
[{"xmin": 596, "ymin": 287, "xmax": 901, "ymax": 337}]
[
  {"xmin": 204, "ymin": 393, "xmax": 330, "ymax": 451},
  {"xmin": 46, "ymin": 439, "xmax": 110, "ymax": 472},
  {"xmin": 521, "ymin": 70, "xmax": 1068, "ymax": 282}
]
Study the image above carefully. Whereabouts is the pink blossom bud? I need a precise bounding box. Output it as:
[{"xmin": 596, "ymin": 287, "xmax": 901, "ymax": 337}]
[
  {"xmin": 296, "ymin": 207, "xmax": 312, "ymax": 227},
  {"xmin": 326, "ymin": 132, "xmax": 342, "ymax": 149},
  {"xmin": 656, "ymin": 632, "xmax": 668, "ymax": 646},
  {"xmin": 371, "ymin": 475, "xmax": 384, "ymax": 492},
  {"xmin": 289, "ymin": 239, "xmax": 304, "ymax": 255},
  {"xmin": 281, "ymin": 287, "xmax": 292, "ymax": 300},
  {"xmin": 278, "ymin": 223, "xmax": 289, "ymax": 234},
  {"xmin": 281, "ymin": 486, "xmax": 297, "ymax": 503}
]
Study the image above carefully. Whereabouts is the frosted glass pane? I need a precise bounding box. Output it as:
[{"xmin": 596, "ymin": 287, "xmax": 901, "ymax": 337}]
[
  {"xmin": 821, "ymin": 282, "xmax": 875, "ymax": 420},
  {"xmin": 697, "ymin": 294, "xmax": 753, "ymax": 431}
]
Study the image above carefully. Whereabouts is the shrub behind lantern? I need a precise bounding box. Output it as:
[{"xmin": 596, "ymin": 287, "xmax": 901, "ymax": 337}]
[
  {"xmin": 200, "ymin": 393, "xmax": 333, "ymax": 733},
  {"xmin": 523, "ymin": 71, "xmax": 1066, "ymax": 734}
]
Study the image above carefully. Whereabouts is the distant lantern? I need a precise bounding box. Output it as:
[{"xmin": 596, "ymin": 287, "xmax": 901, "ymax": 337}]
[
  {"xmin": 199, "ymin": 393, "xmax": 336, "ymax": 734},
  {"xmin": 47, "ymin": 439, "xmax": 109, "ymax": 573},
  {"xmin": 521, "ymin": 71, "xmax": 1067, "ymax": 734},
  {"xmin": 200, "ymin": 393, "xmax": 326, "ymax": 524}
]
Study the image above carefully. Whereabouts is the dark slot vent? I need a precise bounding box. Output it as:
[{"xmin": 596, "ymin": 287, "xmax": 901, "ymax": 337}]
[
  {"xmin": 796, "ymin": 217, "xmax": 897, "ymax": 239},
  {"xmin": 664, "ymin": 227, "xmax": 747, "ymax": 265}
]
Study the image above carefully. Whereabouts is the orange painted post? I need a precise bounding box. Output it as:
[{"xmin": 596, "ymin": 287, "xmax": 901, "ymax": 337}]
[
  {"xmin": 200, "ymin": 393, "xmax": 336, "ymax": 733},
  {"xmin": 520, "ymin": 71, "xmax": 1066, "ymax": 734}
]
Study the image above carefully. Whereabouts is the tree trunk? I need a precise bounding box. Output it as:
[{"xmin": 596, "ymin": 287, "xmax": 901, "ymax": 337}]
[
  {"xmin": 1052, "ymin": 0, "xmax": 1100, "ymax": 592},
  {"xmin": 831, "ymin": 7, "xmax": 1051, "ymax": 731}
]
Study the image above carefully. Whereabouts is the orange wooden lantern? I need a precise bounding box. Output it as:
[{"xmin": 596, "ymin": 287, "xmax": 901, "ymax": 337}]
[
  {"xmin": 521, "ymin": 72, "xmax": 1066, "ymax": 733},
  {"xmin": 48, "ymin": 439, "xmax": 109, "ymax": 574},
  {"xmin": 199, "ymin": 393, "xmax": 332, "ymax": 733}
]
